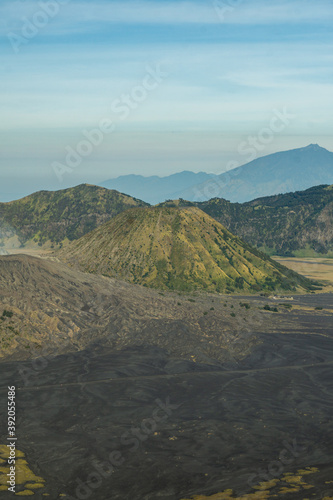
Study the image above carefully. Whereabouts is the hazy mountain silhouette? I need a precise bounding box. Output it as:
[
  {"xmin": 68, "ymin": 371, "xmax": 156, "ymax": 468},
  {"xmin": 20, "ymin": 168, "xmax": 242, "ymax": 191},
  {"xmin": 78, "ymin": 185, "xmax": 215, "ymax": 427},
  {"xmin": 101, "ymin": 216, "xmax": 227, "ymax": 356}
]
[
  {"xmin": 100, "ymin": 145, "xmax": 333, "ymax": 203},
  {"xmin": 100, "ymin": 171, "xmax": 217, "ymax": 204}
]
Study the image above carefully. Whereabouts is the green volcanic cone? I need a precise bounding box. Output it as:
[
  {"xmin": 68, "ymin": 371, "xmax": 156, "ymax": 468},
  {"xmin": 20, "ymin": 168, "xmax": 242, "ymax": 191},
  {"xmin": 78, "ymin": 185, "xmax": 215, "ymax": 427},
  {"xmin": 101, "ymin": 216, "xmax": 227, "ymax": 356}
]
[{"xmin": 60, "ymin": 206, "xmax": 313, "ymax": 293}]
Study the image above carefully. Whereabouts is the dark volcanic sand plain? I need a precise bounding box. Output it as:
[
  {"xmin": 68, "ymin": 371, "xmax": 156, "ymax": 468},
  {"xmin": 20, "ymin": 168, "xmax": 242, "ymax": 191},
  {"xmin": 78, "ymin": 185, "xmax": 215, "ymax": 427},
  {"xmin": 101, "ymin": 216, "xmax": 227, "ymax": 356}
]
[{"xmin": 0, "ymin": 256, "xmax": 332, "ymax": 499}]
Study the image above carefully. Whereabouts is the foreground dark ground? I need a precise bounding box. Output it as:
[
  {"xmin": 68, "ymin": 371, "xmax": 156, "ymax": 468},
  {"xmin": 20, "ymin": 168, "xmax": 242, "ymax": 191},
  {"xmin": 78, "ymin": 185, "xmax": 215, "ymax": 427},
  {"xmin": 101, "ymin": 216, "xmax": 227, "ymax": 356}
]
[
  {"xmin": 0, "ymin": 294, "xmax": 332, "ymax": 499},
  {"xmin": 0, "ymin": 256, "xmax": 332, "ymax": 499}
]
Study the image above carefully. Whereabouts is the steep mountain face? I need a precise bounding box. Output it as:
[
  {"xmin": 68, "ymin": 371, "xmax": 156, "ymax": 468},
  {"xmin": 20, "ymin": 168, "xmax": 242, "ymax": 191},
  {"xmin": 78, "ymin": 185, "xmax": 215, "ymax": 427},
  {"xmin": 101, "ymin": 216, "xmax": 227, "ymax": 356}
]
[
  {"xmin": 0, "ymin": 184, "xmax": 148, "ymax": 249},
  {"xmin": 99, "ymin": 145, "xmax": 333, "ymax": 203},
  {"xmin": 100, "ymin": 171, "xmax": 218, "ymax": 204},
  {"xmin": 194, "ymin": 184, "xmax": 333, "ymax": 256},
  {"xmin": 60, "ymin": 206, "xmax": 313, "ymax": 293}
]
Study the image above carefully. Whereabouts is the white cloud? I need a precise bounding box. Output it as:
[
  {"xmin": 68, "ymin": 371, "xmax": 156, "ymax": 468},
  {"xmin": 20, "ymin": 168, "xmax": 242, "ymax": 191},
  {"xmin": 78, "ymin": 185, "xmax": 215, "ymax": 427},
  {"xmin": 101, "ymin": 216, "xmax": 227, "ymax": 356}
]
[{"xmin": 1, "ymin": 38, "xmax": 333, "ymax": 130}]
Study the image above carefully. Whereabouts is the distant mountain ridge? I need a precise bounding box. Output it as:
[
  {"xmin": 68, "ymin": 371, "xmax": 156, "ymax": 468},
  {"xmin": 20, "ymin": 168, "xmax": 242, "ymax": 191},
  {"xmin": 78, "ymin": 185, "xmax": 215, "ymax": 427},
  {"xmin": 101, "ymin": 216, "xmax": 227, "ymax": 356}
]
[
  {"xmin": 100, "ymin": 144, "xmax": 333, "ymax": 203},
  {"xmin": 100, "ymin": 171, "xmax": 215, "ymax": 205}
]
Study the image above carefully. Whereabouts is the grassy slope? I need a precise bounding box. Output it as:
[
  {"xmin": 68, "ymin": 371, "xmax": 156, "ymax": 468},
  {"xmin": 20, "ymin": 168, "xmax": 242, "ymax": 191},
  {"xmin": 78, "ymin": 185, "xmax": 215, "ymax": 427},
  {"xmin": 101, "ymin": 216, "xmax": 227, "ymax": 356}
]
[
  {"xmin": 191, "ymin": 185, "xmax": 333, "ymax": 256},
  {"xmin": 0, "ymin": 184, "xmax": 148, "ymax": 247},
  {"xmin": 1, "ymin": 183, "xmax": 331, "ymax": 257},
  {"xmin": 61, "ymin": 206, "xmax": 314, "ymax": 293}
]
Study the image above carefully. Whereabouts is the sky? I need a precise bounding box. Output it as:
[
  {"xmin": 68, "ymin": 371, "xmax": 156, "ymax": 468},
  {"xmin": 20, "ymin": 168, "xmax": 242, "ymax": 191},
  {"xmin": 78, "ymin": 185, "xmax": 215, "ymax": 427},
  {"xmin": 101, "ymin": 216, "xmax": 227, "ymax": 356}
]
[{"xmin": 1, "ymin": 0, "xmax": 333, "ymax": 200}]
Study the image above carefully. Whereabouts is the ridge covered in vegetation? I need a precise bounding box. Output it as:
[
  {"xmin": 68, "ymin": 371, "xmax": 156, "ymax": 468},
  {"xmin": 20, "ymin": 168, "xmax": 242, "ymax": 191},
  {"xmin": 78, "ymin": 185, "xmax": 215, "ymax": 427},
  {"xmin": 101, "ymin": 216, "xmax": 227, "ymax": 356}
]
[
  {"xmin": 0, "ymin": 184, "xmax": 148, "ymax": 248},
  {"xmin": 162, "ymin": 184, "xmax": 333, "ymax": 256},
  {"xmin": 60, "ymin": 206, "xmax": 314, "ymax": 293},
  {"xmin": 1, "ymin": 183, "xmax": 332, "ymax": 257}
]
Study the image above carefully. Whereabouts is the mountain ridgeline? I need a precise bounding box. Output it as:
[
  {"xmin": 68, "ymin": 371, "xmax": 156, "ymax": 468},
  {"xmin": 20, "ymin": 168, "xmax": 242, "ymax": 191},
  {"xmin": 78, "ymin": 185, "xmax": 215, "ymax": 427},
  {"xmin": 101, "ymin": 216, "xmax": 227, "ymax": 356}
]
[
  {"xmin": 100, "ymin": 144, "xmax": 333, "ymax": 203},
  {"xmin": 195, "ymin": 184, "xmax": 333, "ymax": 256},
  {"xmin": 100, "ymin": 171, "xmax": 214, "ymax": 206},
  {"xmin": 160, "ymin": 184, "xmax": 333, "ymax": 256},
  {"xmin": 0, "ymin": 184, "xmax": 148, "ymax": 249},
  {"xmin": 0, "ymin": 182, "xmax": 332, "ymax": 258},
  {"xmin": 60, "ymin": 206, "xmax": 314, "ymax": 293}
]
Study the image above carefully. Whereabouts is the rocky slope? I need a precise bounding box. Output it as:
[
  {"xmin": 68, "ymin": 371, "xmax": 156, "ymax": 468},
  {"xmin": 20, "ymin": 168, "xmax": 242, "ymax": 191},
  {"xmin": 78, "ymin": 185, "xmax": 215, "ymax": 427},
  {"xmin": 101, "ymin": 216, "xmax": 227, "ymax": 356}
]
[{"xmin": 0, "ymin": 254, "xmax": 262, "ymax": 363}]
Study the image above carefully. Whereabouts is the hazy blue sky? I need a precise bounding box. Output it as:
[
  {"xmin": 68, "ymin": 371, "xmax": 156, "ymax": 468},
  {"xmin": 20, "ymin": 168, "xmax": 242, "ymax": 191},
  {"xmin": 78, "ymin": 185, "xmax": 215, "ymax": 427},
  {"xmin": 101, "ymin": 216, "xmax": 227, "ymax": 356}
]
[{"xmin": 1, "ymin": 0, "xmax": 333, "ymax": 200}]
